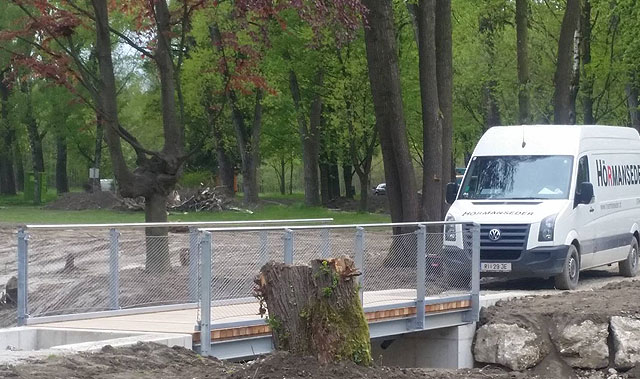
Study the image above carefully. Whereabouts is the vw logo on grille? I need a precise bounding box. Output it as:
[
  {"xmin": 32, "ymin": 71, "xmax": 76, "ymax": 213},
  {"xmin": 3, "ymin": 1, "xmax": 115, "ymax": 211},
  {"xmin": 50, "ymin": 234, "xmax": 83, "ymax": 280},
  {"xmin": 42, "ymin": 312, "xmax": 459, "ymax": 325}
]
[{"xmin": 488, "ymin": 228, "xmax": 501, "ymax": 241}]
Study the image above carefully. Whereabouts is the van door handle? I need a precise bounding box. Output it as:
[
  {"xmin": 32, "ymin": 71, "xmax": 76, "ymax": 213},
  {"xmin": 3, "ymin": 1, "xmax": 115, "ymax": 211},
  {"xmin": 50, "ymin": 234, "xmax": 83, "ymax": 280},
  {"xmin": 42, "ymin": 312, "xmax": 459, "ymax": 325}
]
[{"xmin": 589, "ymin": 207, "xmax": 595, "ymax": 213}]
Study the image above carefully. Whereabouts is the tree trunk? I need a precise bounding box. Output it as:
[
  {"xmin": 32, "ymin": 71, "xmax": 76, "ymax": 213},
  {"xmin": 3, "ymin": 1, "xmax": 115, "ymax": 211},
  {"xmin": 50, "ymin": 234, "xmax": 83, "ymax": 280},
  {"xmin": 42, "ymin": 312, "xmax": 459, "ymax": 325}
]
[
  {"xmin": 279, "ymin": 157, "xmax": 286, "ymax": 195},
  {"xmin": 144, "ymin": 193, "xmax": 170, "ymax": 273},
  {"xmin": 255, "ymin": 258, "xmax": 372, "ymax": 365},
  {"xmin": 484, "ymin": 83, "xmax": 502, "ymax": 130},
  {"xmin": 329, "ymin": 162, "xmax": 340, "ymax": 200},
  {"xmin": 289, "ymin": 157, "xmax": 294, "ymax": 195},
  {"xmin": 0, "ymin": 76, "xmax": 16, "ymax": 195},
  {"xmin": 343, "ymin": 164, "xmax": 354, "ymax": 199},
  {"xmin": 320, "ymin": 158, "xmax": 330, "ymax": 206},
  {"xmin": 362, "ymin": 0, "xmax": 418, "ymax": 227},
  {"xmin": 627, "ymin": 81, "xmax": 640, "ymax": 133},
  {"xmin": 240, "ymin": 90, "xmax": 263, "ymax": 205},
  {"xmin": 358, "ymin": 174, "xmax": 369, "ymax": 212},
  {"xmin": 568, "ymin": 16, "xmax": 581, "ymax": 125},
  {"xmin": 55, "ymin": 134, "xmax": 69, "ymax": 194},
  {"xmin": 93, "ymin": 0, "xmax": 182, "ymax": 272},
  {"xmin": 418, "ymin": 0, "xmax": 443, "ymax": 222},
  {"xmin": 91, "ymin": 114, "xmax": 104, "ymax": 192},
  {"xmin": 436, "ymin": 0, "xmax": 453, "ymax": 218},
  {"xmin": 290, "ymin": 70, "xmax": 322, "ymax": 206},
  {"xmin": 15, "ymin": 142, "xmax": 24, "ymax": 192},
  {"xmin": 581, "ymin": 0, "xmax": 594, "ymax": 124},
  {"xmin": 516, "ymin": 0, "xmax": 531, "ymax": 124},
  {"xmin": 208, "ymin": 108, "xmax": 235, "ymax": 197},
  {"xmin": 553, "ymin": 0, "xmax": 581, "ymax": 124}
]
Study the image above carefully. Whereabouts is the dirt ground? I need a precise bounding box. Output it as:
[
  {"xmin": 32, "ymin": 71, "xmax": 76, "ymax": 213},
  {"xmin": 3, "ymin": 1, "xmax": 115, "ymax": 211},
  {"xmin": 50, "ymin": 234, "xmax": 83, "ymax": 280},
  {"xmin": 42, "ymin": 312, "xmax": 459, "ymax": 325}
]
[{"xmin": 0, "ymin": 343, "xmax": 525, "ymax": 379}]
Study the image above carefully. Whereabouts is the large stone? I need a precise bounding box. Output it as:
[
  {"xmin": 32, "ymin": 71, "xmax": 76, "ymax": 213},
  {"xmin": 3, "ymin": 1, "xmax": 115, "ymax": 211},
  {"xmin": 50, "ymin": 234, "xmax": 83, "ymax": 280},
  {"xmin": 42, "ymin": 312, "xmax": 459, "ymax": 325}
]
[
  {"xmin": 474, "ymin": 323, "xmax": 545, "ymax": 370},
  {"xmin": 552, "ymin": 319, "xmax": 609, "ymax": 369},
  {"xmin": 611, "ymin": 316, "xmax": 640, "ymax": 369}
]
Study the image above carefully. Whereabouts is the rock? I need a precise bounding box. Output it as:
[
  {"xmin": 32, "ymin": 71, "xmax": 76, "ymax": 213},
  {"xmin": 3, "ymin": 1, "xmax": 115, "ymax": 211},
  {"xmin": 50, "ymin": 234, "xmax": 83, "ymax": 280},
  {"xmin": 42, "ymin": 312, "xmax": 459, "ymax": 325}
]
[
  {"xmin": 474, "ymin": 323, "xmax": 545, "ymax": 370},
  {"xmin": 611, "ymin": 316, "xmax": 640, "ymax": 369},
  {"xmin": 552, "ymin": 319, "xmax": 609, "ymax": 369},
  {"xmin": 627, "ymin": 364, "xmax": 640, "ymax": 379},
  {"xmin": 4, "ymin": 276, "xmax": 17, "ymax": 305}
]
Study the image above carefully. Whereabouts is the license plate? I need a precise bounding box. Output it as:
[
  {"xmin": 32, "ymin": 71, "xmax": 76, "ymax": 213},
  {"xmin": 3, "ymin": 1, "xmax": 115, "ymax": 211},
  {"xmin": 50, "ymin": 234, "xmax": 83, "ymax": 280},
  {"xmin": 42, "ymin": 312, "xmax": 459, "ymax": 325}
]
[{"xmin": 481, "ymin": 262, "xmax": 512, "ymax": 272}]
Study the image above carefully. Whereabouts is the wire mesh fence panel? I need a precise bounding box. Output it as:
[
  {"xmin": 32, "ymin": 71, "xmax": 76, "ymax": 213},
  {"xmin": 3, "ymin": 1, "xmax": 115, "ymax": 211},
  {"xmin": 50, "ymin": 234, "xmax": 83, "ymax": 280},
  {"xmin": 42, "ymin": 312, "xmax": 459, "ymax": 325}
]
[
  {"xmin": 27, "ymin": 229, "xmax": 112, "ymax": 317},
  {"xmin": 422, "ymin": 225, "xmax": 472, "ymax": 296},
  {"xmin": 291, "ymin": 229, "xmax": 326, "ymax": 265},
  {"xmin": 0, "ymin": 228, "xmax": 17, "ymax": 327},
  {"xmin": 361, "ymin": 229, "xmax": 418, "ymax": 306},
  {"xmin": 207, "ymin": 231, "xmax": 265, "ymax": 322},
  {"xmin": 118, "ymin": 230, "xmax": 192, "ymax": 308}
]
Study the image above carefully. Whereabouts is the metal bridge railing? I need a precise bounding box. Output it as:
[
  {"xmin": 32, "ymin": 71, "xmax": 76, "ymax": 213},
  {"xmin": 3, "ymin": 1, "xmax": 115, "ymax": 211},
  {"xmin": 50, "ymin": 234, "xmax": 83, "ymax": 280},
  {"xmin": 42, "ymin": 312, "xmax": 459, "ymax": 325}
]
[
  {"xmin": 196, "ymin": 221, "xmax": 480, "ymax": 356},
  {"xmin": 15, "ymin": 218, "xmax": 333, "ymax": 326}
]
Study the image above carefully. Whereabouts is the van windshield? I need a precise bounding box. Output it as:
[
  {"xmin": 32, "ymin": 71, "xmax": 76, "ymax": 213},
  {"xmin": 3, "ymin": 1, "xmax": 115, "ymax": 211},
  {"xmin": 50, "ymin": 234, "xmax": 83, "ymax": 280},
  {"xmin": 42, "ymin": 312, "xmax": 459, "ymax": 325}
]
[{"xmin": 459, "ymin": 155, "xmax": 574, "ymax": 200}]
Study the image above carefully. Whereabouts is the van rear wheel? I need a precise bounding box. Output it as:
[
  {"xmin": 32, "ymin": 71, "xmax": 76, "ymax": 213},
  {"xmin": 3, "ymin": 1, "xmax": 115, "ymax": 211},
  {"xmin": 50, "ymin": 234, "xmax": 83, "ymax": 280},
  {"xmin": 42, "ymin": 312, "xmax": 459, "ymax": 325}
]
[
  {"xmin": 555, "ymin": 245, "xmax": 580, "ymax": 290},
  {"xmin": 619, "ymin": 237, "xmax": 639, "ymax": 277}
]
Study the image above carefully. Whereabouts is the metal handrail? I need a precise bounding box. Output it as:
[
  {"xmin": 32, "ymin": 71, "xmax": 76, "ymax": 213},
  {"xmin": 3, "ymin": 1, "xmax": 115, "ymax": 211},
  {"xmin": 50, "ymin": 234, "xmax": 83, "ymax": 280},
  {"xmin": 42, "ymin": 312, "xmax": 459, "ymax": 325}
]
[
  {"xmin": 199, "ymin": 221, "xmax": 478, "ymax": 233},
  {"xmin": 25, "ymin": 218, "xmax": 334, "ymax": 229}
]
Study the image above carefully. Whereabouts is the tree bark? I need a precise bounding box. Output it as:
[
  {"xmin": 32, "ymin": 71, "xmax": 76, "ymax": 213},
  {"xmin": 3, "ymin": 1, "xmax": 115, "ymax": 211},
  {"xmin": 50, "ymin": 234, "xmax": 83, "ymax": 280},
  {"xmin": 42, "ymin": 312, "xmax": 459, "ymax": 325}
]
[
  {"xmin": 581, "ymin": 0, "xmax": 594, "ymax": 124},
  {"xmin": 92, "ymin": 114, "xmax": 104, "ymax": 192},
  {"xmin": 55, "ymin": 134, "xmax": 69, "ymax": 194},
  {"xmin": 320, "ymin": 159, "xmax": 330, "ymax": 205},
  {"xmin": 362, "ymin": 0, "xmax": 419, "ymax": 227},
  {"xmin": 15, "ymin": 142, "xmax": 24, "ymax": 192},
  {"xmin": 553, "ymin": 0, "xmax": 581, "ymax": 124},
  {"xmin": 569, "ymin": 16, "xmax": 581, "ymax": 125},
  {"xmin": 436, "ymin": 0, "xmax": 453, "ymax": 218},
  {"xmin": 627, "ymin": 81, "xmax": 640, "ymax": 133},
  {"xmin": 255, "ymin": 258, "xmax": 372, "ymax": 365},
  {"xmin": 358, "ymin": 174, "xmax": 369, "ymax": 212},
  {"xmin": 0, "ymin": 74, "xmax": 16, "ymax": 195},
  {"xmin": 418, "ymin": 0, "xmax": 443, "ymax": 222},
  {"xmin": 343, "ymin": 164, "xmax": 354, "ymax": 199},
  {"xmin": 279, "ymin": 157, "xmax": 286, "ymax": 195},
  {"xmin": 290, "ymin": 69, "xmax": 321, "ymax": 206},
  {"xmin": 516, "ymin": 0, "xmax": 531, "ymax": 124}
]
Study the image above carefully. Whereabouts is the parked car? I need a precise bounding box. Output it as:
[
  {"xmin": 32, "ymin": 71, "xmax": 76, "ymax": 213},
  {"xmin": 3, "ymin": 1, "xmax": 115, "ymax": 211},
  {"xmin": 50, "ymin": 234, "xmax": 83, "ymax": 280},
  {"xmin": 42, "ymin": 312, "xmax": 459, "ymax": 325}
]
[{"xmin": 373, "ymin": 183, "xmax": 386, "ymax": 196}]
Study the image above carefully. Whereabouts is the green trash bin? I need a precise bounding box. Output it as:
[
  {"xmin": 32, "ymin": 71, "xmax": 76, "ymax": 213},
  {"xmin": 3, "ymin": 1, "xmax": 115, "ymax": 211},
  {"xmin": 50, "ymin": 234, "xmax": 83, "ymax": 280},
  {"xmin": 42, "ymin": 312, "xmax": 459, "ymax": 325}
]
[{"xmin": 24, "ymin": 172, "xmax": 47, "ymax": 203}]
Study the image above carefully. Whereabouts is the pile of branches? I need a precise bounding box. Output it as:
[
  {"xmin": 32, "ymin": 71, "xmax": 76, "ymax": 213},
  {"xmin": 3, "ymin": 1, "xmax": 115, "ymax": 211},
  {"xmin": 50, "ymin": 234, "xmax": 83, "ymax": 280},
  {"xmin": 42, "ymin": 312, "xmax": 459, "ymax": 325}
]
[
  {"xmin": 118, "ymin": 187, "xmax": 252, "ymax": 213},
  {"xmin": 172, "ymin": 187, "xmax": 225, "ymax": 212}
]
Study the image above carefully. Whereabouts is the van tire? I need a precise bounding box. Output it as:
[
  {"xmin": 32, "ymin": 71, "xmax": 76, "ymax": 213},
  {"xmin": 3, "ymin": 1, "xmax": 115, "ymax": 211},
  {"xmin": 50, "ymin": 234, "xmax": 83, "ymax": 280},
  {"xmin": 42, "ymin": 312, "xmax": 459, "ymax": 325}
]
[
  {"xmin": 619, "ymin": 237, "xmax": 639, "ymax": 277},
  {"xmin": 555, "ymin": 245, "xmax": 580, "ymax": 290}
]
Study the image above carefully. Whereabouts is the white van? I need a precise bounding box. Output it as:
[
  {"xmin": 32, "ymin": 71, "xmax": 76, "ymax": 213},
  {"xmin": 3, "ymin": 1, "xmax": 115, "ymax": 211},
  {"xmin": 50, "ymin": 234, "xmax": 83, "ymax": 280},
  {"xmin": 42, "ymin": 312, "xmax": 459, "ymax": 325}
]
[{"xmin": 444, "ymin": 125, "xmax": 640, "ymax": 290}]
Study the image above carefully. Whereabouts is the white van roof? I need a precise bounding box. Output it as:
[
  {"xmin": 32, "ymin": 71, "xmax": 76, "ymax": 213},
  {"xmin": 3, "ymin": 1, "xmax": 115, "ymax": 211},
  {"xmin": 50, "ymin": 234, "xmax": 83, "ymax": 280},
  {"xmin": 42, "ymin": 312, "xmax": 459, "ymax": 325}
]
[{"xmin": 473, "ymin": 125, "xmax": 640, "ymax": 156}]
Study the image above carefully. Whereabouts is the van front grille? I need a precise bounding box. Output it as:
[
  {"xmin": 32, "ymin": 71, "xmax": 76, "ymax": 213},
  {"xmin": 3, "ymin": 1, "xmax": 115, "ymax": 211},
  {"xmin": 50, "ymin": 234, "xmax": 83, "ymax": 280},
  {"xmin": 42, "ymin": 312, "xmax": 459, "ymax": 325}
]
[{"xmin": 480, "ymin": 224, "xmax": 530, "ymax": 261}]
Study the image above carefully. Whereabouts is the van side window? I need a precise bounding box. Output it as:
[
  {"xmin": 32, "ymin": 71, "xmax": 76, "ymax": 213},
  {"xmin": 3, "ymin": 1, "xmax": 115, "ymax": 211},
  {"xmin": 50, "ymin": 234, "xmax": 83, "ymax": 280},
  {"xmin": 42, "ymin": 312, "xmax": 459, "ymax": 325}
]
[{"xmin": 577, "ymin": 156, "xmax": 590, "ymax": 185}]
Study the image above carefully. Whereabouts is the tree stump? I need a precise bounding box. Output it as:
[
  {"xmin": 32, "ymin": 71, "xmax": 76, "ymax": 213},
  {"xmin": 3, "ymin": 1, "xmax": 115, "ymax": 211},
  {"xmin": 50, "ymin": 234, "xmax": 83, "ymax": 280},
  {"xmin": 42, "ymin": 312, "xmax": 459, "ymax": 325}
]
[{"xmin": 255, "ymin": 257, "xmax": 372, "ymax": 365}]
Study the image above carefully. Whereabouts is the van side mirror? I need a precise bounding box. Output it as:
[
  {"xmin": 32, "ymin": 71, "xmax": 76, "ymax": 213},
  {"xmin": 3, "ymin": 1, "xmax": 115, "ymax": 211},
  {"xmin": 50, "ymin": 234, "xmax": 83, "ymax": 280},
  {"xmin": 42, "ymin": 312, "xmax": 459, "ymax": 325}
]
[
  {"xmin": 576, "ymin": 182, "xmax": 594, "ymax": 205},
  {"xmin": 445, "ymin": 183, "xmax": 459, "ymax": 205}
]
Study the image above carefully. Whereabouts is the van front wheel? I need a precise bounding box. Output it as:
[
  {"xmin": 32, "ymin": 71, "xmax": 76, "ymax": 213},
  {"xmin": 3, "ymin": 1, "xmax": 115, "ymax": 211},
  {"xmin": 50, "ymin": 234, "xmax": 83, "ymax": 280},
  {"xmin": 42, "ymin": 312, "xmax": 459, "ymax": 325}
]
[
  {"xmin": 555, "ymin": 245, "xmax": 580, "ymax": 290},
  {"xmin": 619, "ymin": 237, "xmax": 639, "ymax": 277}
]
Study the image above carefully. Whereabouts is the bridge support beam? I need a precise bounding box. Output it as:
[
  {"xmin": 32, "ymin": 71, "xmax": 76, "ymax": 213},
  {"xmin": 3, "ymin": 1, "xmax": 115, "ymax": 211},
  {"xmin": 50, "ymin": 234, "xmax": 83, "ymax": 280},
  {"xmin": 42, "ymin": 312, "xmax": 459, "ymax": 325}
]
[{"xmin": 370, "ymin": 323, "xmax": 476, "ymax": 369}]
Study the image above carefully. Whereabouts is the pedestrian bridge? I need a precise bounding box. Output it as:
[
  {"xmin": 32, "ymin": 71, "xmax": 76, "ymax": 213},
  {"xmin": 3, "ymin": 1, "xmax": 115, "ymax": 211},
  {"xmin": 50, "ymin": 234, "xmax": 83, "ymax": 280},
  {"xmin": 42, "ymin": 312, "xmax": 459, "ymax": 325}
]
[{"xmin": 15, "ymin": 219, "xmax": 480, "ymax": 366}]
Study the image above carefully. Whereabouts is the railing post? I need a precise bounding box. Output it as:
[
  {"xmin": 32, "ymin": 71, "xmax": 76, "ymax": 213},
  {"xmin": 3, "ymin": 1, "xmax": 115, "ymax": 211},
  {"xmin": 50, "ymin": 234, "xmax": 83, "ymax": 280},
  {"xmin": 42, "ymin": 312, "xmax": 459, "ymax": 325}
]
[
  {"xmin": 283, "ymin": 229, "xmax": 293, "ymax": 264},
  {"xmin": 470, "ymin": 223, "xmax": 481, "ymax": 322},
  {"xmin": 259, "ymin": 230, "xmax": 269, "ymax": 266},
  {"xmin": 17, "ymin": 228, "xmax": 29, "ymax": 326},
  {"xmin": 415, "ymin": 224, "xmax": 426, "ymax": 329},
  {"xmin": 354, "ymin": 227, "xmax": 364, "ymax": 306},
  {"xmin": 188, "ymin": 227, "xmax": 199, "ymax": 302},
  {"xmin": 199, "ymin": 231, "xmax": 212, "ymax": 356},
  {"xmin": 109, "ymin": 228, "xmax": 120, "ymax": 310},
  {"xmin": 321, "ymin": 228, "xmax": 330, "ymax": 259}
]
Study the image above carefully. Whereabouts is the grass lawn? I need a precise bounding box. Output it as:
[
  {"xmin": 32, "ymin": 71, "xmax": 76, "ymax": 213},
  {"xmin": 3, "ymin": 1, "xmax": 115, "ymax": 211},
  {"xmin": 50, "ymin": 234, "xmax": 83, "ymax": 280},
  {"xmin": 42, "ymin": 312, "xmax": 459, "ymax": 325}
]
[{"xmin": 0, "ymin": 191, "xmax": 389, "ymax": 226}]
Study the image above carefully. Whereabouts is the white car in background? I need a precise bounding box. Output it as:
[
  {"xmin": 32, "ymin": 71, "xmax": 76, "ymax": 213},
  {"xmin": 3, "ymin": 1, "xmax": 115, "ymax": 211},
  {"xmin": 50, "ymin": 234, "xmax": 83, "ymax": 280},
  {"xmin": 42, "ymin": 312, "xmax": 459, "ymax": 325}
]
[{"xmin": 374, "ymin": 183, "xmax": 386, "ymax": 196}]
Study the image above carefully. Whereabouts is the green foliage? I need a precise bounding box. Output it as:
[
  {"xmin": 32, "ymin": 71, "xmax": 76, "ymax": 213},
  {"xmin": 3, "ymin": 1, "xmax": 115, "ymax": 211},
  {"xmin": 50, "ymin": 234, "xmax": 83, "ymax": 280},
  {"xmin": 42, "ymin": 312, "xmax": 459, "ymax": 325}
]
[{"xmin": 179, "ymin": 171, "xmax": 214, "ymax": 189}]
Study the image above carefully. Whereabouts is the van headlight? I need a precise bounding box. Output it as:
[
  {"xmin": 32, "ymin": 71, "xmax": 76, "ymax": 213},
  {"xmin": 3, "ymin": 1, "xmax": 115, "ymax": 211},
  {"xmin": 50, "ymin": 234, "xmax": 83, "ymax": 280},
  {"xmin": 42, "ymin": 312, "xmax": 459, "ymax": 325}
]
[
  {"xmin": 445, "ymin": 214, "xmax": 456, "ymax": 241},
  {"xmin": 538, "ymin": 214, "xmax": 557, "ymax": 242}
]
